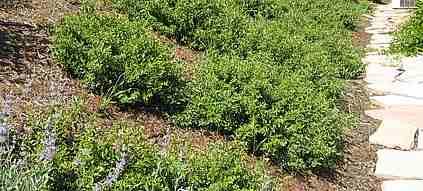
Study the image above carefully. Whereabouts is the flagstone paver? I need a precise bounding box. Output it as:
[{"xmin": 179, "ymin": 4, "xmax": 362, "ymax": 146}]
[
  {"xmin": 382, "ymin": 180, "xmax": 423, "ymax": 191},
  {"xmin": 364, "ymin": 2, "xmax": 422, "ymax": 190},
  {"xmin": 365, "ymin": 63, "xmax": 401, "ymax": 84},
  {"xmin": 371, "ymin": 95, "xmax": 423, "ymax": 107},
  {"xmin": 363, "ymin": 54, "xmax": 399, "ymax": 67},
  {"xmin": 375, "ymin": 149, "xmax": 423, "ymax": 180},
  {"xmin": 368, "ymin": 82, "xmax": 423, "ymax": 99},
  {"xmin": 365, "ymin": 105, "xmax": 423, "ymax": 125},
  {"xmin": 370, "ymin": 119, "xmax": 417, "ymax": 150}
]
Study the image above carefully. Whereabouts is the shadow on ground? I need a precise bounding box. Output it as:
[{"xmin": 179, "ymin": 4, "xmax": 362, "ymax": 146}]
[
  {"xmin": 0, "ymin": 0, "xmax": 32, "ymax": 9},
  {"xmin": 0, "ymin": 30, "xmax": 17, "ymax": 59},
  {"xmin": 0, "ymin": 20, "xmax": 50, "ymax": 83},
  {"xmin": 0, "ymin": 21, "xmax": 30, "ymax": 81}
]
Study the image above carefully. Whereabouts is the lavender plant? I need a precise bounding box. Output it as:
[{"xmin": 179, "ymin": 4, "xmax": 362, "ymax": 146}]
[
  {"xmin": 0, "ymin": 94, "xmax": 50, "ymax": 190},
  {"xmin": 93, "ymin": 152, "xmax": 128, "ymax": 191},
  {"xmin": 0, "ymin": 123, "xmax": 8, "ymax": 144},
  {"xmin": 7, "ymin": 98, "xmax": 275, "ymax": 190},
  {"xmin": 39, "ymin": 116, "xmax": 57, "ymax": 162},
  {"xmin": 0, "ymin": 153, "xmax": 50, "ymax": 191},
  {"xmin": 0, "ymin": 95, "xmax": 12, "ymax": 144}
]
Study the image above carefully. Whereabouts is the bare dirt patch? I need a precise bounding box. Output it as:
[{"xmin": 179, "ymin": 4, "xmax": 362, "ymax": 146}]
[
  {"xmin": 0, "ymin": 19, "xmax": 83, "ymax": 132},
  {"xmin": 0, "ymin": 0, "xmax": 79, "ymax": 25}
]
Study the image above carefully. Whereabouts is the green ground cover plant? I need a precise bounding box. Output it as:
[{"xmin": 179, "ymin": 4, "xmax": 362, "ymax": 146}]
[
  {"xmin": 174, "ymin": 54, "xmax": 350, "ymax": 170},
  {"xmin": 53, "ymin": 14, "xmax": 185, "ymax": 106},
  {"xmin": 111, "ymin": 0, "xmax": 366, "ymax": 53},
  {"xmin": 111, "ymin": 0, "xmax": 254, "ymax": 51},
  {"xmin": 53, "ymin": 0, "xmax": 368, "ymax": 171},
  {"xmin": 391, "ymin": 0, "xmax": 423, "ymax": 55},
  {"xmin": 1, "ymin": 99, "xmax": 273, "ymax": 190}
]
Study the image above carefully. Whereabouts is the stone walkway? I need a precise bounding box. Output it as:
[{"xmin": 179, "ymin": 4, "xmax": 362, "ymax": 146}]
[{"xmin": 364, "ymin": 2, "xmax": 423, "ymax": 191}]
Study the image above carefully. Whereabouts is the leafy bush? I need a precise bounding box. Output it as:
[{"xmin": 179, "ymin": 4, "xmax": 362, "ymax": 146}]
[
  {"xmin": 175, "ymin": 55, "xmax": 351, "ymax": 171},
  {"xmin": 115, "ymin": 142, "xmax": 270, "ymax": 191},
  {"xmin": 108, "ymin": 0, "xmax": 367, "ymax": 171},
  {"xmin": 391, "ymin": 0, "xmax": 423, "ymax": 55},
  {"xmin": 112, "ymin": 0, "xmax": 366, "ymax": 52},
  {"xmin": 15, "ymin": 99, "xmax": 272, "ymax": 190},
  {"xmin": 239, "ymin": 18, "xmax": 364, "ymax": 81},
  {"xmin": 53, "ymin": 14, "xmax": 185, "ymax": 106},
  {"xmin": 236, "ymin": 0, "xmax": 288, "ymax": 19},
  {"xmin": 111, "ymin": 0, "xmax": 254, "ymax": 51},
  {"xmin": 284, "ymin": 0, "xmax": 366, "ymax": 30},
  {"xmin": 111, "ymin": 0, "xmax": 365, "ymax": 81},
  {"xmin": 52, "ymin": 0, "xmax": 368, "ymax": 172}
]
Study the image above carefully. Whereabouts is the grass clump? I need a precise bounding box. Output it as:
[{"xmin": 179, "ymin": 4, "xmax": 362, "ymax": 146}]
[
  {"xmin": 391, "ymin": 0, "xmax": 423, "ymax": 55},
  {"xmin": 4, "ymin": 98, "xmax": 273, "ymax": 191},
  {"xmin": 53, "ymin": 14, "xmax": 185, "ymax": 106}
]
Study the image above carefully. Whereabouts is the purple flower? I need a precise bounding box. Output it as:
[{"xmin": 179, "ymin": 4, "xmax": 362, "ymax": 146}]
[
  {"xmin": 158, "ymin": 127, "xmax": 172, "ymax": 155},
  {"xmin": 39, "ymin": 117, "xmax": 57, "ymax": 162},
  {"xmin": 0, "ymin": 94, "xmax": 12, "ymax": 144},
  {"xmin": 2, "ymin": 94, "xmax": 12, "ymax": 117},
  {"xmin": 0, "ymin": 123, "xmax": 8, "ymax": 144},
  {"xmin": 94, "ymin": 152, "xmax": 128, "ymax": 191}
]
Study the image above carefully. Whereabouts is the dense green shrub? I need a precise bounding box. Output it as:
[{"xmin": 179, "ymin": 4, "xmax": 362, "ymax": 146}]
[
  {"xmin": 111, "ymin": 0, "xmax": 365, "ymax": 82},
  {"xmin": 107, "ymin": 0, "xmax": 367, "ymax": 171},
  {"xmin": 175, "ymin": 55, "xmax": 350, "ymax": 170},
  {"xmin": 391, "ymin": 0, "xmax": 423, "ymax": 55},
  {"xmin": 285, "ymin": 0, "xmax": 366, "ymax": 30},
  {"xmin": 112, "ymin": 0, "xmax": 366, "ymax": 52},
  {"xmin": 52, "ymin": 0, "xmax": 368, "ymax": 172},
  {"xmin": 115, "ymin": 142, "xmax": 270, "ymax": 191},
  {"xmin": 15, "ymin": 99, "xmax": 272, "ymax": 190},
  {"xmin": 236, "ymin": 0, "xmax": 288, "ymax": 19},
  {"xmin": 111, "ymin": 0, "xmax": 254, "ymax": 51},
  {"xmin": 53, "ymin": 14, "xmax": 185, "ymax": 106},
  {"xmin": 239, "ymin": 18, "xmax": 364, "ymax": 81}
]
